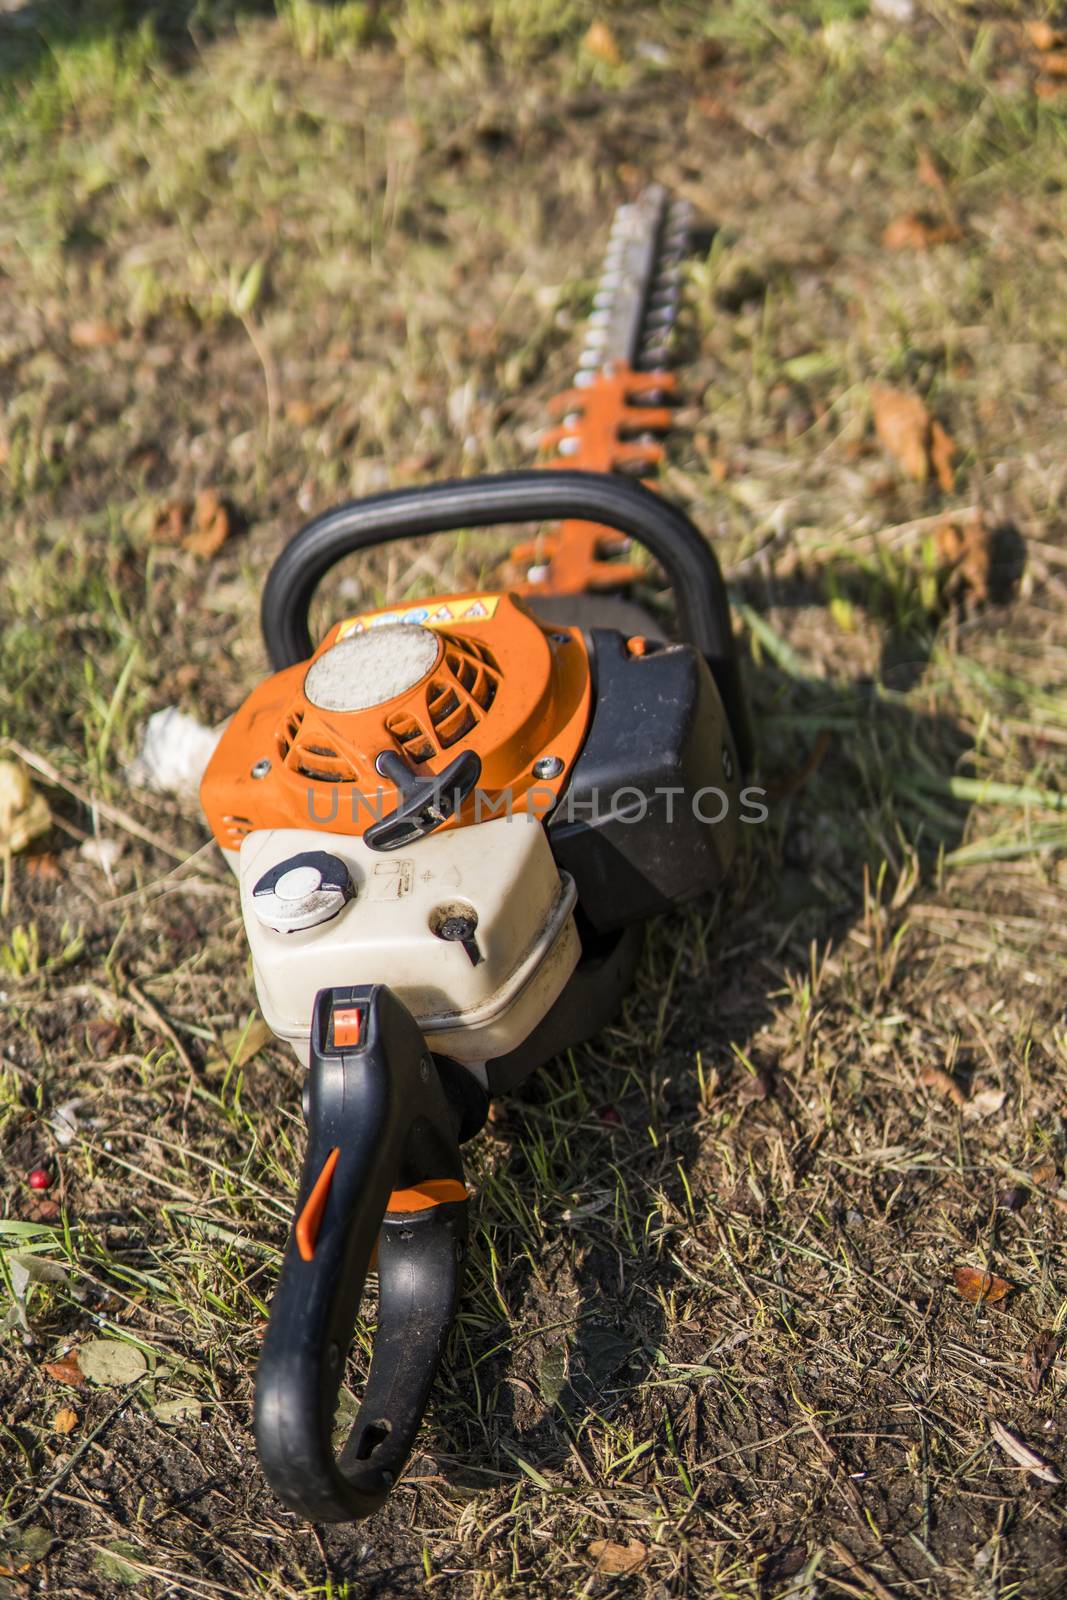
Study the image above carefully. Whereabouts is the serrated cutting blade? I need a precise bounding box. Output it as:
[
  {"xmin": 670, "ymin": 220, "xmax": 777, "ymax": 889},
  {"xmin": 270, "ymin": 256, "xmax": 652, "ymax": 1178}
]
[{"xmin": 574, "ymin": 185, "xmax": 693, "ymax": 386}]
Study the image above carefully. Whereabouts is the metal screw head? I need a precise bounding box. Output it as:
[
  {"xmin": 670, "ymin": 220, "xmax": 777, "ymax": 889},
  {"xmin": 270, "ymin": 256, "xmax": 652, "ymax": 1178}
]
[
  {"xmin": 251, "ymin": 758, "xmax": 272, "ymax": 780},
  {"xmin": 722, "ymin": 745, "xmax": 734, "ymax": 782},
  {"xmin": 533, "ymin": 756, "xmax": 564, "ymax": 780}
]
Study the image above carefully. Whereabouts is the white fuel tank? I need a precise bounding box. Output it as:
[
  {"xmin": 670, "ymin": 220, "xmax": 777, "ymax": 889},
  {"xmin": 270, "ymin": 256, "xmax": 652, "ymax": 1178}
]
[{"xmin": 238, "ymin": 813, "xmax": 579, "ymax": 1071}]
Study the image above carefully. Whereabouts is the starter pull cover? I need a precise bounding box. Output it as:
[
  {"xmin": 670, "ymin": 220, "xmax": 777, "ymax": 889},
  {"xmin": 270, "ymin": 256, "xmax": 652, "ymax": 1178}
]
[{"xmin": 252, "ymin": 850, "xmax": 353, "ymax": 933}]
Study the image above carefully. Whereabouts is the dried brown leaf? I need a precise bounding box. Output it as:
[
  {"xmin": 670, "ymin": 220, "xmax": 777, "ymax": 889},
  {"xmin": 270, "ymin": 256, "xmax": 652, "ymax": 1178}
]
[
  {"xmin": 953, "ymin": 1265, "xmax": 1012, "ymax": 1306},
  {"xmin": 1027, "ymin": 18, "xmax": 1066, "ymax": 50},
  {"xmin": 963, "ymin": 1086, "xmax": 1007, "ymax": 1122},
  {"xmin": 25, "ymin": 853, "xmax": 61, "ymax": 880},
  {"xmin": 1025, "ymin": 1329, "xmax": 1061, "ymax": 1394},
  {"xmin": 930, "ymin": 420, "xmax": 957, "ymax": 491},
  {"xmin": 183, "ymin": 489, "xmax": 231, "ymax": 559},
  {"xmin": 582, "ymin": 19, "xmax": 621, "ymax": 65},
  {"xmin": 1032, "ymin": 1157, "xmax": 1058, "ymax": 1187},
  {"xmin": 41, "ymin": 1356, "xmax": 85, "ymax": 1388},
  {"xmin": 69, "ymin": 319, "xmax": 120, "ymax": 349},
  {"xmin": 1039, "ymin": 47, "xmax": 1067, "ymax": 74},
  {"xmin": 0, "ymin": 761, "xmax": 52, "ymax": 856},
  {"xmin": 588, "ymin": 1539, "xmax": 647, "ymax": 1576},
  {"xmin": 919, "ymin": 1064, "xmax": 967, "ymax": 1109},
  {"xmin": 882, "ymin": 212, "xmax": 962, "ymax": 251},
  {"xmin": 870, "ymin": 387, "xmax": 932, "ymax": 482},
  {"xmin": 916, "ymin": 148, "xmax": 948, "ymax": 194},
  {"xmin": 937, "ymin": 516, "xmax": 992, "ymax": 604},
  {"xmin": 52, "ymin": 1406, "xmax": 78, "ymax": 1436},
  {"xmin": 148, "ymin": 501, "xmax": 188, "ymax": 546}
]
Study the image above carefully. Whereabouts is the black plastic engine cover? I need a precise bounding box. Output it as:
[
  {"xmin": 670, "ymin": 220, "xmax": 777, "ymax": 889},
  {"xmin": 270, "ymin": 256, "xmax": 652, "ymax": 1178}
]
[{"xmin": 547, "ymin": 630, "xmax": 741, "ymax": 933}]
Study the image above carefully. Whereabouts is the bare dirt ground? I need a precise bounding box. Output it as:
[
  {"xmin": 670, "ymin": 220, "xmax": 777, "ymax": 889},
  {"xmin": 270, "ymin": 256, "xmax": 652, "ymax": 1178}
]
[{"xmin": 2, "ymin": 3, "xmax": 1067, "ymax": 1597}]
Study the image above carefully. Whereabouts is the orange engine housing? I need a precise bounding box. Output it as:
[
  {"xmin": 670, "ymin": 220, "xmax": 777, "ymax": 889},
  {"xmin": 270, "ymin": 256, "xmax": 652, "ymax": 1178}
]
[{"xmin": 201, "ymin": 591, "xmax": 591, "ymax": 853}]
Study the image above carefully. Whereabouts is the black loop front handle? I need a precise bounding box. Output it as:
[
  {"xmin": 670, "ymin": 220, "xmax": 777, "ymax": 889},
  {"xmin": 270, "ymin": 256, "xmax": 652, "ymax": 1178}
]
[
  {"xmin": 254, "ymin": 984, "xmax": 467, "ymax": 1522},
  {"xmin": 260, "ymin": 470, "xmax": 751, "ymax": 770}
]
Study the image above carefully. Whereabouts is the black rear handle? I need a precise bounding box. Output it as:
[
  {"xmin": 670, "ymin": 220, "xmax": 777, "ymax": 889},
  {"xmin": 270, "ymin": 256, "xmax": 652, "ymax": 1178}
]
[
  {"xmin": 254, "ymin": 984, "xmax": 468, "ymax": 1522},
  {"xmin": 259, "ymin": 470, "xmax": 752, "ymax": 770}
]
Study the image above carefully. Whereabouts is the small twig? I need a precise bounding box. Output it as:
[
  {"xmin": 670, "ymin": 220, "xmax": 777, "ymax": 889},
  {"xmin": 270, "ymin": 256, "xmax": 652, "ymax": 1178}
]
[
  {"xmin": 828, "ymin": 1540, "xmax": 898, "ymax": 1600},
  {"xmin": 124, "ymin": 976, "xmax": 199, "ymax": 1078},
  {"xmin": 1, "ymin": 738, "xmax": 188, "ymax": 863}
]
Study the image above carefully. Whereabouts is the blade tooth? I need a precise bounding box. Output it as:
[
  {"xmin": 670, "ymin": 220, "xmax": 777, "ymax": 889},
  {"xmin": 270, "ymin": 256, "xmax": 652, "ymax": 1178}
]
[
  {"xmin": 588, "ymin": 308, "xmax": 613, "ymax": 326},
  {"xmin": 574, "ymin": 371, "xmax": 596, "ymax": 388},
  {"xmin": 557, "ymin": 436, "xmax": 582, "ymax": 456},
  {"xmin": 578, "ymin": 349, "xmax": 603, "ymax": 369}
]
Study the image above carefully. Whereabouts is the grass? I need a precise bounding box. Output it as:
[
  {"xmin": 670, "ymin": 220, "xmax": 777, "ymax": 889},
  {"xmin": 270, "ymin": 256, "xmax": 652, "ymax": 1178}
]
[{"xmin": 1, "ymin": 1, "xmax": 1067, "ymax": 1597}]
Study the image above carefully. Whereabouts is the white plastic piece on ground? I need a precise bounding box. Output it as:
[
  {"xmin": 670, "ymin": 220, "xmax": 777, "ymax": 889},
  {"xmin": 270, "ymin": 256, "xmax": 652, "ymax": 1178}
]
[
  {"xmin": 303, "ymin": 624, "xmax": 441, "ymax": 713},
  {"xmin": 126, "ymin": 706, "xmax": 226, "ymax": 798},
  {"xmin": 238, "ymin": 814, "xmax": 579, "ymax": 1069},
  {"xmin": 79, "ymin": 836, "xmax": 124, "ymax": 871}
]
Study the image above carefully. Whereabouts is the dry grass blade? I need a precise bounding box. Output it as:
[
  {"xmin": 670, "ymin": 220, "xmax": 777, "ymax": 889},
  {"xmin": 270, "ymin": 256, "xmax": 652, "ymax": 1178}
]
[{"xmin": 990, "ymin": 1421, "xmax": 1062, "ymax": 1485}]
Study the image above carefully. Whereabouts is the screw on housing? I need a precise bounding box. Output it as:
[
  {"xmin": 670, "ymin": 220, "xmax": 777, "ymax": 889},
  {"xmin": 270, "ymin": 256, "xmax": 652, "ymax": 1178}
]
[{"xmin": 533, "ymin": 755, "xmax": 564, "ymax": 780}]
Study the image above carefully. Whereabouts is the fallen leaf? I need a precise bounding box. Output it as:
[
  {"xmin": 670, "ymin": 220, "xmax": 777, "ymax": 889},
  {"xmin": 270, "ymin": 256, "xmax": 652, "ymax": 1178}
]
[
  {"xmin": 205, "ymin": 1015, "xmax": 274, "ymax": 1077},
  {"xmin": 1027, "ymin": 19, "xmax": 1066, "ymax": 50},
  {"xmin": 919, "ymin": 1064, "xmax": 967, "ymax": 1109},
  {"xmin": 84, "ymin": 1019, "xmax": 123, "ymax": 1060},
  {"xmin": 964, "ymin": 1087, "xmax": 1007, "ymax": 1122},
  {"xmin": 25, "ymin": 854, "xmax": 60, "ymax": 881},
  {"xmin": 916, "ymin": 147, "xmax": 948, "ymax": 194},
  {"xmin": 882, "ymin": 212, "xmax": 962, "ymax": 250},
  {"xmin": 990, "ymin": 1419, "xmax": 1062, "ymax": 1484},
  {"xmin": 76, "ymin": 1338, "xmax": 148, "ymax": 1387},
  {"xmin": 41, "ymin": 1356, "xmax": 85, "ymax": 1388},
  {"xmin": 935, "ymin": 517, "xmax": 993, "ymax": 604},
  {"xmin": 1038, "ymin": 48, "xmax": 1067, "ymax": 75},
  {"xmin": 153, "ymin": 1395, "xmax": 203, "ymax": 1426},
  {"xmin": 737, "ymin": 1064, "xmax": 775, "ymax": 1103},
  {"xmin": 285, "ymin": 398, "xmax": 316, "ymax": 427},
  {"xmin": 588, "ymin": 1539, "xmax": 647, "ymax": 1576},
  {"xmin": 583, "ymin": 19, "xmax": 621, "ymax": 65},
  {"xmin": 1025, "ymin": 1329, "xmax": 1061, "ymax": 1394},
  {"xmin": 929, "ymin": 419, "xmax": 957, "ymax": 491},
  {"xmin": 1031, "ymin": 1157, "xmax": 1058, "ymax": 1187},
  {"xmin": 1035, "ymin": 76, "xmax": 1067, "ymax": 97},
  {"xmin": 92, "ymin": 1542, "xmax": 144, "ymax": 1586},
  {"xmin": 148, "ymin": 500, "xmax": 187, "ymax": 546},
  {"xmin": 69, "ymin": 319, "xmax": 120, "ymax": 349},
  {"xmin": 183, "ymin": 488, "xmax": 231, "ymax": 559},
  {"xmin": 51, "ymin": 1406, "xmax": 78, "ymax": 1436},
  {"xmin": 953, "ymin": 1265, "xmax": 1012, "ymax": 1306},
  {"xmin": 0, "ymin": 762, "xmax": 52, "ymax": 856},
  {"xmin": 870, "ymin": 387, "xmax": 934, "ymax": 482}
]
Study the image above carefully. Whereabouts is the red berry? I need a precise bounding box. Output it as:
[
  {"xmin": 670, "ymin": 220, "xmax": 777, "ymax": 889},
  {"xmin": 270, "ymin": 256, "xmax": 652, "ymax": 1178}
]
[{"xmin": 28, "ymin": 1168, "xmax": 52, "ymax": 1191}]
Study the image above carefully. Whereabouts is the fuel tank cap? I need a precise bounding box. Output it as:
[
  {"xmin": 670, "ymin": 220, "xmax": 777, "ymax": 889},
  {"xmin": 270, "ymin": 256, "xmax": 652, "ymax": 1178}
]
[{"xmin": 252, "ymin": 850, "xmax": 353, "ymax": 933}]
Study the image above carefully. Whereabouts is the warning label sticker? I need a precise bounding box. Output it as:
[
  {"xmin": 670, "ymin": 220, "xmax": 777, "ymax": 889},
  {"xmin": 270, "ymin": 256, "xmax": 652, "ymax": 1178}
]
[{"xmin": 338, "ymin": 595, "xmax": 499, "ymax": 639}]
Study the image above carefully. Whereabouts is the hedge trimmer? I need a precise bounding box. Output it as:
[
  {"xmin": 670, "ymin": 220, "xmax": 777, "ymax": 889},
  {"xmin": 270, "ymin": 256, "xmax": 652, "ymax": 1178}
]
[{"xmin": 200, "ymin": 185, "xmax": 750, "ymax": 1521}]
